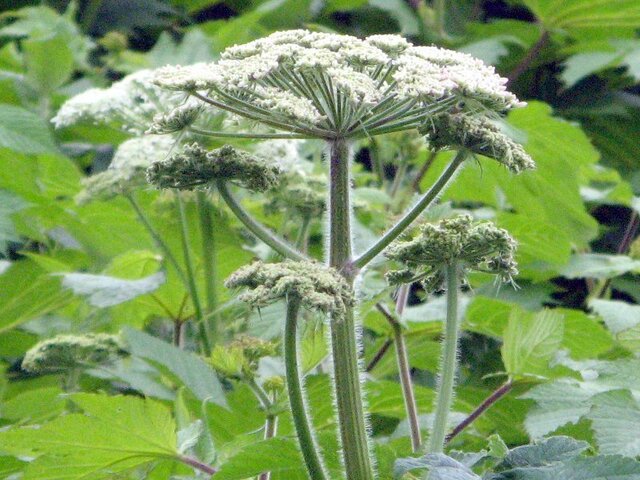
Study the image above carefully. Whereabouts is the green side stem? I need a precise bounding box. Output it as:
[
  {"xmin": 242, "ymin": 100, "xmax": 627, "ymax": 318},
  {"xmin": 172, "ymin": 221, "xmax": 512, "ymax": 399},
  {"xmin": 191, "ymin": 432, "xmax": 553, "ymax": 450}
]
[
  {"xmin": 175, "ymin": 193, "xmax": 212, "ymax": 356},
  {"xmin": 216, "ymin": 181, "xmax": 308, "ymax": 261},
  {"xmin": 284, "ymin": 297, "xmax": 328, "ymax": 480},
  {"xmin": 394, "ymin": 285, "xmax": 422, "ymax": 453},
  {"xmin": 327, "ymin": 139, "xmax": 375, "ymax": 480},
  {"xmin": 435, "ymin": 0, "xmax": 446, "ymax": 39},
  {"xmin": 429, "ymin": 262, "xmax": 460, "ymax": 453},
  {"xmin": 126, "ymin": 194, "xmax": 188, "ymax": 287},
  {"xmin": 196, "ymin": 191, "xmax": 220, "ymax": 345},
  {"xmin": 353, "ymin": 151, "xmax": 466, "ymax": 269}
]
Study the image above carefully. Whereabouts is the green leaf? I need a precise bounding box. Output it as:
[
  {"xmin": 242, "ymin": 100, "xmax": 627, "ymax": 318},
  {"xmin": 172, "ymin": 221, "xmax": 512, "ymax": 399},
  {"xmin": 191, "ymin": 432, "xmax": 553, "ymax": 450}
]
[
  {"xmin": 0, "ymin": 105, "xmax": 58, "ymax": 154},
  {"xmin": 60, "ymin": 271, "xmax": 166, "ymax": 307},
  {"xmin": 501, "ymin": 310, "xmax": 564, "ymax": 378},
  {"xmin": 520, "ymin": 0, "xmax": 640, "ymax": 33},
  {"xmin": 559, "ymin": 253, "xmax": 640, "ymax": 279},
  {"xmin": 0, "ymin": 260, "xmax": 71, "ymax": 334},
  {"xmin": 495, "ymin": 454, "xmax": 640, "ymax": 480},
  {"xmin": 124, "ymin": 327, "xmax": 227, "ymax": 407},
  {"xmin": 0, "ymin": 189, "xmax": 27, "ymax": 254},
  {"xmin": 215, "ymin": 438, "xmax": 306, "ymax": 480},
  {"xmin": 589, "ymin": 298, "xmax": 640, "ymax": 334},
  {"xmin": 0, "ymin": 393, "xmax": 178, "ymax": 480},
  {"xmin": 394, "ymin": 453, "xmax": 481, "ymax": 479},
  {"xmin": 500, "ymin": 436, "xmax": 590, "ymax": 468},
  {"xmin": 23, "ymin": 34, "xmax": 74, "ymax": 93},
  {"xmin": 562, "ymin": 52, "xmax": 620, "ymax": 87},
  {"xmin": 1, "ymin": 386, "xmax": 65, "ymax": 423},
  {"xmin": 587, "ymin": 390, "xmax": 640, "ymax": 457}
]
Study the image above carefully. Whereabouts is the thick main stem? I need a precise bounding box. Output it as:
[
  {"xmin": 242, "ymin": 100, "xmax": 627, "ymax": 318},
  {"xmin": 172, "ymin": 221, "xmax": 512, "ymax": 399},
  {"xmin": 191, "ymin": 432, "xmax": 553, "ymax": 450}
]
[
  {"xmin": 284, "ymin": 297, "xmax": 328, "ymax": 480},
  {"xmin": 429, "ymin": 262, "xmax": 460, "ymax": 453},
  {"xmin": 327, "ymin": 139, "xmax": 375, "ymax": 480},
  {"xmin": 196, "ymin": 191, "xmax": 220, "ymax": 344},
  {"xmin": 354, "ymin": 151, "xmax": 466, "ymax": 269}
]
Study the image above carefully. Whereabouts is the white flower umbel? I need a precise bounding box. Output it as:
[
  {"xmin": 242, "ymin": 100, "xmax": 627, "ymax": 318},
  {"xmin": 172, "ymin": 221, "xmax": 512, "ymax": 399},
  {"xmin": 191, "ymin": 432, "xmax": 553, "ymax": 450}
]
[
  {"xmin": 76, "ymin": 135, "xmax": 174, "ymax": 203},
  {"xmin": 153, "ymin": 30, "xmax": 525, "ymax": 140},
  {"xmin": 52, "ymin": 69, "xmax": 192, "ymax": 134}
]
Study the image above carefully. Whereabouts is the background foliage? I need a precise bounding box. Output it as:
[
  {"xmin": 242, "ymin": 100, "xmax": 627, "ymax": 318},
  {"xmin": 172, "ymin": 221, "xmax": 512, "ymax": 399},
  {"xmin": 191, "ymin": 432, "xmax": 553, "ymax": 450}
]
[{"xmin": 0, "ymin": 0, "xmax": 640, "ymax": 479}]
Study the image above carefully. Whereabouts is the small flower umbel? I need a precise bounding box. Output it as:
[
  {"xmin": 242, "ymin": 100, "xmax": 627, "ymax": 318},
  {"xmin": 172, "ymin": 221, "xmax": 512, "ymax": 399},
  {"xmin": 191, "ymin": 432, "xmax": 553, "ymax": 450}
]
[
  {"xmin": 385, "ymin": 215, "xmax": 518, "ymax": 453},
  {"xmin": 22, "ymin": 333, "xmax": 127, "ymax": 391},
  {"xmin": 147, "ymin": 143, "xmax": 308, "ymax": 262},
  {"xmin": 226, "ymin": 260, "xmax": 355, "ymax": 480},
  {"xmin": 420, "ymin": 113, "xmax": 535, "ymax": 174}
]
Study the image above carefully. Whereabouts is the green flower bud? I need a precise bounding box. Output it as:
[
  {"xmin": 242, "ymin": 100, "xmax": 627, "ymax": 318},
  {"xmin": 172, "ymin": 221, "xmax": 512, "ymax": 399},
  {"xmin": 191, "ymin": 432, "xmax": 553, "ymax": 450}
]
[
  {"xmin": 420, "ymin": 113, "xmax": 535, "ymax": 174},
  {"xmin": 22, "ymin": 333, "xmax": 127, "ymax": 374},
  {"xmin": 263, "ymin": 375, "xmax": 285, "ymax": 393},
  {"xmin": 225, "ymin": 260, "xmax": 354, "ymax": 317},
  {"xmin": 385, "ymin": 215, "xmax": 518, "ymax": 291},
  {"xmin": 209, "ymin": 335, "xmax": 277, "ymax": 379},
  {"xmin": 147, "ymin": 143, "xmax": 282, "ymax": 192}
]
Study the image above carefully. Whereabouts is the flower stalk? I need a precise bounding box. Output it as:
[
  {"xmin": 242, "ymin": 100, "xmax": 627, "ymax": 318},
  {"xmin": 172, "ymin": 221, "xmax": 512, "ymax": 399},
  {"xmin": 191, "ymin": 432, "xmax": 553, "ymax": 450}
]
[
  {"xmin": 429, "ymin": 261, "xmax": 460, "ymax": 453},
  {"xmin": 196, "ymin": 191, "xmax": 220, "ymax": 344},
  {"xmin": 284, "ymin": 296, "xmax": 328, "ymax": 480},
  {"xmin": 354, "ymin": 150, "xmax": 466, "ymax": 269},
  {"xmin": 327, "ymin": 139, "xmax": 374, "ymax": 480}
]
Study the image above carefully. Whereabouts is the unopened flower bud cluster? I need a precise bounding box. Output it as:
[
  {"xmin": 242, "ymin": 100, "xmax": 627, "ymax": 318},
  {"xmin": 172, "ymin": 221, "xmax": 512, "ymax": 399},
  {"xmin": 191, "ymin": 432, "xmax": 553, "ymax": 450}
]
[
  {"xmin": 386, "ymin": 215, "xmax": 518, "ymax": 291},
  {"xmin": 146, "ymin": 143, "xmax": 282, "ymax": 193},
  {"xmin": 22, "ymin": 333, "xmax": 126, "ymax": 374},
  {"xmin": 225, "ymin": 260, "xmax": 354, "ymax": 316},
  {"xmin": 420, "ymin": 113, "xmax": 535, "ymax": 173}
]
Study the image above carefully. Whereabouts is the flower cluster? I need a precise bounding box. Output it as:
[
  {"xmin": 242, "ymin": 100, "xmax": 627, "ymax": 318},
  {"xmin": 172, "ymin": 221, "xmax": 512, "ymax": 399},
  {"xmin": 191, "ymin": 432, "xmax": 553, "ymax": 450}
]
[
  {"xmin": 420, "ymin": 113, "xmax": 535, "ymax": 173},
  {"xmin": 52, "ymin": 69, "xmax": 188, "ymax": 134},
  {"xmin": 153, "ymin": 30, "xmax": 524, "ymax": 139},
  {"xmin": 146, "ymin": 143, "xmax": 282, "ymax": 193},
  {"xmin": 386, "ymin": 215, "xmax": 518, "ymax": 291},
  {"xmin": 76, "ymin": 136, "xmax": 175, "ymax": 204},
  {"xmin": 22, "ymin": 333, "xmax": 126, "ymax": 374},
  {"xmin": 266, "ymin": 171, "xmax": 327, "ymax": 218},
  {"xmin": 225, "ymin": 260, "xmax": 354, "ymax": 316}
]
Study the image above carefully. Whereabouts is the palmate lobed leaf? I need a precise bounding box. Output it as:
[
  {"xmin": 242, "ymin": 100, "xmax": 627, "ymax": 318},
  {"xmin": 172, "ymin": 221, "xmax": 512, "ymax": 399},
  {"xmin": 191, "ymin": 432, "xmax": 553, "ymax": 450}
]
[{"xmin": 0, "ymin": 393, "xmax": 180, "ymax": 480}]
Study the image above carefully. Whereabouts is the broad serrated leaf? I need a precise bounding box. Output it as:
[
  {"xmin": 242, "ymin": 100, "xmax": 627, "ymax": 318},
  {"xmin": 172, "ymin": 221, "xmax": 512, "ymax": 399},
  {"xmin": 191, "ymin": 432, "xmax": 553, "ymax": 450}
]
[
  {"xmin": 214, "ymin": 438, "xmax": 306, "ymax": 480},
  {"xmin": 587, "ymin": 390, "xmax": 640, "ymax": 457},
  {"xmin": 60, "ymin": 270, "xmax": 165, "ymax": 307},
  {"xmin": 500, "ymin": 436, "xmax": 590, "ymax": 468},
  {"xmin": 124, "ymin": 328, "xmax": 227, "ymax": 407},
  {"xmin": 501, "ymin": 310, "xmax": 564, "ymax": 378},
  {"xmin": 0, "ymin": 394, "xmax": 178, "ymax": 480}
]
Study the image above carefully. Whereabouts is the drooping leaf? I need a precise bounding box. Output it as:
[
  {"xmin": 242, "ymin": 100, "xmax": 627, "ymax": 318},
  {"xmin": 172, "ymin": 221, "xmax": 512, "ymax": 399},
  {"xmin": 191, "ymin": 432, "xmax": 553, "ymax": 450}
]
[
  {"xmin": 124, "ymin": 328, "xmax": 227, "ymax": 407},
  {"xmin": 589, "ymin": 298, "xmax": 640, "ymax": 334},
  {"xmin": 60, "ymin": 271, "xmax": 166, "ymax": 307},
  {"xmin": 559, "ymin": 253, "xmax": 640, "ymax": 279}
]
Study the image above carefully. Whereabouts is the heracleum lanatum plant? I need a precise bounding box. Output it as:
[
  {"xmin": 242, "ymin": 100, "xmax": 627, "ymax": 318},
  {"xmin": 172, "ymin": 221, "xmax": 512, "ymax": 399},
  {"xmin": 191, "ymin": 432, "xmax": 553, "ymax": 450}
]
[{"xmin": 144, "ymin": 29, "xmax": 534, "ymax": 480}]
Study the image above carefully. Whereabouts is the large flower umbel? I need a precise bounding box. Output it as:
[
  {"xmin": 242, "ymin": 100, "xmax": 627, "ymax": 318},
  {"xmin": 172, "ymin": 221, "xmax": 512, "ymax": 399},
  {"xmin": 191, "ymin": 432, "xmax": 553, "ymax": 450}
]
[{"xmin": 153, "ymin": 30, "xmax": 524, "ymax": 140}]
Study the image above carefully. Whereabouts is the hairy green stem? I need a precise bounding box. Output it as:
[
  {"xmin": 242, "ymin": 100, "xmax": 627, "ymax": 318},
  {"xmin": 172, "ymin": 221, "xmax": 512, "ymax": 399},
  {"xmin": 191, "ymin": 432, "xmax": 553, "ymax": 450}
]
[
  {"xmin": 429, "ymin": 262, "xmax": 460, "ymax": 453},
  {"xmin": 196, "ymin": 191, "xmax": 220, "ymax": 344},
  {"xmin": 126, "ymin": 194, "xmax": 188, "ymax": 287},
  {"xmin": 327, "ymin": 139, "xmax": 374, "ymax": 480},
  {"xmin": 175, "ymin": 193, "xmax": 212, "ymax": 356},
  {"xmin": 285, "ymin": 297, "xmax": 328, "ymax": 480},
  {"xmin": 295, "ymin": 215, "xmax": 312, "ymax": 252},
  {"xmin": 216, "ymin": 181, "xmax": 308, "ymax": 261},
  {"xmin": 354, "ymin": 151, "xmax": 466, "ymax": 269},
  {"xmin": 435, "ymin": 0, "xmax": 446, "ymax": 39},
  {"xmin": 376, "ymin": 298, "xmax": 422, "ymax": 453},
  {"xmin": 258, "ymin": 412, "xmax": 279, "ymax": 480}
]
